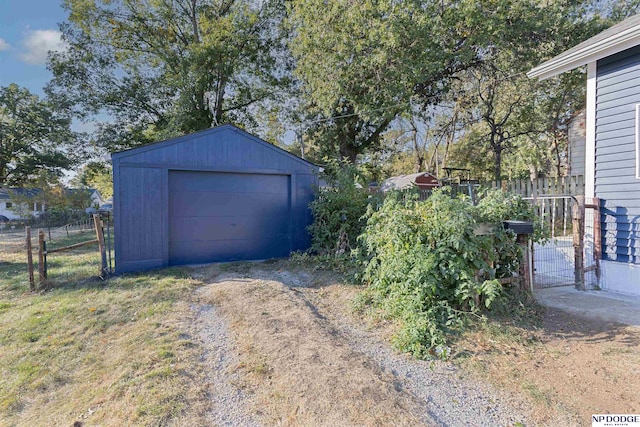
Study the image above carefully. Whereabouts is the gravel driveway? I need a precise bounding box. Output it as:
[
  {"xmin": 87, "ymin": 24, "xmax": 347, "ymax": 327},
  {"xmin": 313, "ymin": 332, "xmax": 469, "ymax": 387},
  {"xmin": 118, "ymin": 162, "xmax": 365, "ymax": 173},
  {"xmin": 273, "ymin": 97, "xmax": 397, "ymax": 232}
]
[{"xmin": 190, "ymin": 264, "xmax": 531, "ymax": 426}]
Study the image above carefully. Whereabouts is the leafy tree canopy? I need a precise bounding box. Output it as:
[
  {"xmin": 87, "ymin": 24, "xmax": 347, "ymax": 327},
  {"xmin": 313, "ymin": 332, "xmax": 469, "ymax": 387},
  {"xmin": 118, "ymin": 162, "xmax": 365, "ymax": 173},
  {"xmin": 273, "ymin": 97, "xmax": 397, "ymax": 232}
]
[
  {"xmin": 287, "ymin": 0, "xmax": 601, "ymax": 169},
  {"xmin": 287, "ymin": 0, "xmax": 486, "ymax": 163},
  {"xmin": 48, "ymin": 0, "xmax": 292, "ymax": 152},
  {"xmin": 0, "ymin": 83, "xmax": 80, "ymax": 187},
  {"xmin": 70, "ymin": 161, "xmax": 113, "ymax": 199}
]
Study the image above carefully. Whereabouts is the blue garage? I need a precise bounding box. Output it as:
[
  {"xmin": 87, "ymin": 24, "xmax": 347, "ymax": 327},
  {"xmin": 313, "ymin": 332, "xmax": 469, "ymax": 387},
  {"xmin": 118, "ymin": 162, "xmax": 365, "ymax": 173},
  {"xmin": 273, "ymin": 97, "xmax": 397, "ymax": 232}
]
[{"xmin": 112, "ymin": 124, "xmax": 318, "ymax": 273}]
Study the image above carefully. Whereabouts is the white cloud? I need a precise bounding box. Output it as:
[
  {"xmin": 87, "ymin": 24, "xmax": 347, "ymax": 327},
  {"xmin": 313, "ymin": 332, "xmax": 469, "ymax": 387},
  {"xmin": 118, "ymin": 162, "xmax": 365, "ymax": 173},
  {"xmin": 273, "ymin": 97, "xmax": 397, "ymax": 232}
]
[
  {"xmin": 0, "ymin": 38, "xmax": 10, "ymax": 51},
  {"xmin": 20, "ymin": 29, "xmax": 68, "ymax": 65}
]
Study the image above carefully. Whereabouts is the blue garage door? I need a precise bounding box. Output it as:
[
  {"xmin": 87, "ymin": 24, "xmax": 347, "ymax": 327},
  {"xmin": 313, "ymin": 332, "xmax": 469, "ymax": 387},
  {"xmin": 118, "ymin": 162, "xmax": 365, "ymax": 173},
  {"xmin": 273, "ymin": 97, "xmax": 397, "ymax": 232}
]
[{"xmin": 169, "ymin": 170, "xmax": 291, "ymax": 265}]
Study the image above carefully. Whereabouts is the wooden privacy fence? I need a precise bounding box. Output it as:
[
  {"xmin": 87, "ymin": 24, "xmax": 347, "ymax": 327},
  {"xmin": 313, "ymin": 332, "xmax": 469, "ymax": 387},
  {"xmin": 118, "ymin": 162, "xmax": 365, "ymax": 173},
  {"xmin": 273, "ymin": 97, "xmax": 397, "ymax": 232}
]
[
  {"xmin": 492, "ymin": 175, "xmax": 584, "ymax": 197},
  {"xmin": 25, "ymin": 214, "xmax": 110, "ymax": 290}
]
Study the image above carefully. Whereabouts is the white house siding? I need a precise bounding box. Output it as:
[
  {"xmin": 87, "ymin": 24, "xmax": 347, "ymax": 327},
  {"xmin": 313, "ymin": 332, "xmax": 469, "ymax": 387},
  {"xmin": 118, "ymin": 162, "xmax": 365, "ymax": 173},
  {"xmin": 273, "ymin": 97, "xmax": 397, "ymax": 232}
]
[
  {"xmin": 595, "ymin": 45, "xmax": 640, "ymax": 294},
  {"xmin": 0, "ymin": 200, "xmax": 44, "ymax": 220}
]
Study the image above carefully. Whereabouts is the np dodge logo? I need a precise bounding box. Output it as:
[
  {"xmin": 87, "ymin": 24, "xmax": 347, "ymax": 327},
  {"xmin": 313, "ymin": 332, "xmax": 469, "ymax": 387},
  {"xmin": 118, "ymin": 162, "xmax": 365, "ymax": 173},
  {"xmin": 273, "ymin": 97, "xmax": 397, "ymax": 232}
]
[{"xmin": 592, "ymin": 414, "xmax": 640, "ymax": 427}]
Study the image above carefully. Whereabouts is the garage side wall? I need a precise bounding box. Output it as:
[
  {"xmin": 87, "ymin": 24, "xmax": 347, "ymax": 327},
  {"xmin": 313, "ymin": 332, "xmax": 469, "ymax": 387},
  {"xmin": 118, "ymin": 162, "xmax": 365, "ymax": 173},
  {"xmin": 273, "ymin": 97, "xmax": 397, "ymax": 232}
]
[
  {"xmin": 292, "ymin": 173, "xmax": 316, "ymax": 252},
  {"xmin": 114, "ymin": 166, "xmax": 166, "ymax": 273}
]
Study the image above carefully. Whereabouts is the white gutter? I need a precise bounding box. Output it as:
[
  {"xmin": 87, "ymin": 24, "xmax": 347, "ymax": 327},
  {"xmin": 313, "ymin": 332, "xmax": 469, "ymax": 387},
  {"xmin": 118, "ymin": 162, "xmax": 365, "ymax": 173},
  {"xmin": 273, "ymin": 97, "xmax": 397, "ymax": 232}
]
[{"xmin": 527, "ymin": 25, "xmax": 640, "ymax": 80}]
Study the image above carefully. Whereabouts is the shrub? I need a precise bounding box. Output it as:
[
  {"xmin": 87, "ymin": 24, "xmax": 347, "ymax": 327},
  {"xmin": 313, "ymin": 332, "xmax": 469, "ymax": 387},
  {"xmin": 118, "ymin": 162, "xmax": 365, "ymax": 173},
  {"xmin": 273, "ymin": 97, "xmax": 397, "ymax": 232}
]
[
  {"xmin": 358, "ymin": 188, "xmax": 534, "ymax": 358},
  {"xmin": 307, "ymin": 166, "xmax": 370, "ymax": 256}
]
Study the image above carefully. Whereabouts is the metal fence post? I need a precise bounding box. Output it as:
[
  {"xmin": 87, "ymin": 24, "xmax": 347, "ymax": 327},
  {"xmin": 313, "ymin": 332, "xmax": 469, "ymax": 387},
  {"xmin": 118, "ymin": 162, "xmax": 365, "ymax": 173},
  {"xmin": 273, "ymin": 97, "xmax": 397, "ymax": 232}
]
[{"xmin": 572, "ymin": 196, "xmax": 585, "ymax": 290}]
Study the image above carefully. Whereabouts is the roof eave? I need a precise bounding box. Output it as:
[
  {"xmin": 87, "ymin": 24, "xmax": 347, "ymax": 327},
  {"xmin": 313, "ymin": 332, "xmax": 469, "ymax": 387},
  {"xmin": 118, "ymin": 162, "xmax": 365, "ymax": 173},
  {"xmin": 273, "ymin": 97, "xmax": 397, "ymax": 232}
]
[{"xmin": 528, "ymin": 27, "xmax": 640, "ymax": 80}]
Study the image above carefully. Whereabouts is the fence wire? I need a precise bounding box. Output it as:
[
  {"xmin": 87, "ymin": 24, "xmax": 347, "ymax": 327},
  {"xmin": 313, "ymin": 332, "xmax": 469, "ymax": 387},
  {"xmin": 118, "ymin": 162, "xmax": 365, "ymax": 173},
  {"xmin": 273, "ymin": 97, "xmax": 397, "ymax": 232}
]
[
  {"xmin": 1, "ymin": 217, "xmax": 114, "ymax": 279},
  {"xmin": 527, "ymin": 195, "xmax": 578, "ymax": 288},
  {"xmin": 0, "ymin": 219, "xmax": 96, "ymax": 256}
]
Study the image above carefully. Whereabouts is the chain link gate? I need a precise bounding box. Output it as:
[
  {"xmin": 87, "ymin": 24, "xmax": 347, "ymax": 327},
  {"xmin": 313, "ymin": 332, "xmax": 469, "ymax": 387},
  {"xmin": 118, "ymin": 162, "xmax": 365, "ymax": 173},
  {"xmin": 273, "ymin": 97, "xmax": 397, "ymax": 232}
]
[{"xmin": 525, "ymin": 195, "xmax": 600, "ymax": 290}]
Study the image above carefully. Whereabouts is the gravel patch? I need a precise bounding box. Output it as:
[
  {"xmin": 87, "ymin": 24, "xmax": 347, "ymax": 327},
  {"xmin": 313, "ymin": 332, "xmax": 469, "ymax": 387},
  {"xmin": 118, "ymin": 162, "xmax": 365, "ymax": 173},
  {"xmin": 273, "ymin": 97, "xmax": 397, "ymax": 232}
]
[
  {"xmin": 341, "ymin": 327, "xmax": 529, "ymax": 426},
  {"xmin": 273, "ymin": 270, "xmax": 532, "ymax": 427},
  {"xmin": 192, "ymin": 265, "xmax": 531, "ymax": 426},
  {"xmin": 192, "ymin": 290, "xmax": 261, "ymax": 427}
]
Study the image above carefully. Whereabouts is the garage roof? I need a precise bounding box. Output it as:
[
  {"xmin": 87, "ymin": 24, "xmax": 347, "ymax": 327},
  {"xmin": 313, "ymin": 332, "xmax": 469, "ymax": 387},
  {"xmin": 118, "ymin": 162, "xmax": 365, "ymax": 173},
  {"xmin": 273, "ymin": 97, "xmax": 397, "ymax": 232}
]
[{"xmin": 112, "ymin": 123, "xmax": 317, "ymax": 169}]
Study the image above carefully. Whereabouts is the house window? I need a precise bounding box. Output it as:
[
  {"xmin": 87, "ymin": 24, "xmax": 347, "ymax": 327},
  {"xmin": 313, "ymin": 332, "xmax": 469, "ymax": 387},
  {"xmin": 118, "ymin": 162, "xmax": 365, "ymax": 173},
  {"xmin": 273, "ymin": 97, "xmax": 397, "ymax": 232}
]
[
  {"xmin": 5, "ymin": 202, "xmax": 12, "ymax": 209},
  {"xmin": 35, "ymin": 203, "xmax": 43, "ymax": 211}
]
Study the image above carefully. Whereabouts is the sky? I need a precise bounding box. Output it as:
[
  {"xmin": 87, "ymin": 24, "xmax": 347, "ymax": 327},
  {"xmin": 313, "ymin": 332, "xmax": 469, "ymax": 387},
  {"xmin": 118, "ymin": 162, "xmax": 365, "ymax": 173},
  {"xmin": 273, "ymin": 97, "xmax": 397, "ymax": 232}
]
[{"xmin": 0, "ymin": 1, "xmax": 69, "ymax": 96}]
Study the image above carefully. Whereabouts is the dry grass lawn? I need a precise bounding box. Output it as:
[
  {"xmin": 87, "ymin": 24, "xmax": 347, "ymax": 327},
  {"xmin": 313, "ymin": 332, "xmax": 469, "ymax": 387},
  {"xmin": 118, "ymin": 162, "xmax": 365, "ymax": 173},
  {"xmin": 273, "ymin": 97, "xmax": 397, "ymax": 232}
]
[
  {"xmin": 3, "ymin": 239, "xmax": 639, "ymax": 426},
  {"xmin": 0, "ymin": 235, "xmax": 210, "ymax": 426}
]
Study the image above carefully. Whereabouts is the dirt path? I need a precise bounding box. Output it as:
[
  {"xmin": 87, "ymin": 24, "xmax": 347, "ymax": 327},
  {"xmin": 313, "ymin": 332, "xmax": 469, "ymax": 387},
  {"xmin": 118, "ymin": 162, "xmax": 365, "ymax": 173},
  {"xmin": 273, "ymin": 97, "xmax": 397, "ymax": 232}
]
[
  {"xmin": 460, "ymin": 305, "xmax": 640, "ymax": 425},
  {"xmin": 190, "ymin": 264, "xmax": 530, "ymax": 426}
]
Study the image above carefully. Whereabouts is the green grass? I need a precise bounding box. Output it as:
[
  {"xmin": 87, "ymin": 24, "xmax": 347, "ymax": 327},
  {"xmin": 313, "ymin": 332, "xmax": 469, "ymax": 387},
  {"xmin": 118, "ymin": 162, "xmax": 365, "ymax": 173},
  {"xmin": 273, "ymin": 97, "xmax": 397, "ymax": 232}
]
[{"xmin": 0, "ymin": 233, "xmax": 208, "ymax": 426}]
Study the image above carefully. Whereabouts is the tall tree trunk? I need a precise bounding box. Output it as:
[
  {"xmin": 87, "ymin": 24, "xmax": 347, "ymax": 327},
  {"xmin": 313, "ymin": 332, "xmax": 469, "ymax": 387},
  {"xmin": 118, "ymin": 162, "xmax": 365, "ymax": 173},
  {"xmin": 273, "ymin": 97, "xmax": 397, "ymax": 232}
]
[
  {"xmin": 441, "ymin": 104, "xmax": 458, "ymax": 175},
  {"xmin": 339, "ymin": 142, "xmax": 359, "ymax": 164},
  {"xmin": 190, "ymin": 0, "xmax": 200, "ymax": 43},
  {"xmin": 214, "ymin": 76, "xmax": 227, "ymax": 126},
  {"xmin": 494, "ymin": 147, "xmax": 502, "ymax": 183},
  {"xmin": 412, "ymin": 128, "xmax": 424, "ymax": 172}
]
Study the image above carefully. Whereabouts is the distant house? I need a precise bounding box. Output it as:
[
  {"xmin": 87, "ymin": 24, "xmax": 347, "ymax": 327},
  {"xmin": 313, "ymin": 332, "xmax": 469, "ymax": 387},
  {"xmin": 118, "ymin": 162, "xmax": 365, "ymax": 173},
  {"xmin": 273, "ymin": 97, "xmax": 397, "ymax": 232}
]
[
  {"xmin": 567, "ymin": 109, "xmax": 586, "ymax": 178},
  {"xmin": 0, "ymin": 187, "xmax": 104, "ymax": 220},
  {"xmin": 381, "ymin": 172, "xmax": 440, "ymax": 192},
  {"xmin": 66, "ymin": 188, "xmax": 105, "ymax": 208},
  {"xmin": 528, "ymin": 14, "xmax": 640, "ymax": 296},
  {"xmin": 0, "ymin": 188, "xmax": 46, "ymax": 220}
]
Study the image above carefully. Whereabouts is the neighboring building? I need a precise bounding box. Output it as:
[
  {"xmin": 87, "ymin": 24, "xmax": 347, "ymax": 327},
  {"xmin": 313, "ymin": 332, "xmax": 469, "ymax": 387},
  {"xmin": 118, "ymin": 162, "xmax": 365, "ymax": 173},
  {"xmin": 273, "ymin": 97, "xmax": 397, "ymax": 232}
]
[
  {"xmin": 380, "ymin": 172, "xmax": 440, "ymax": 192},
  {"xmin": 66, "ymin": 188, "xmax": 105, "ymax": 208},
  {"xmin": 528, "ymin": 14, "xmax": 640, "ymax": 296},
  {"xmin": 567, "ymin": 109, "xmax": 586, "ymax": 177},
  {"xmin": 111, "ymin": 124, "xmax": 319, "ymax": 274},
  {"xmin": 0, "ymin": 188, "xmax": 46, "ymax": 220},
  {"xmin": 0, "ymin": 187, "xmax": 103, "ymax": 220}
]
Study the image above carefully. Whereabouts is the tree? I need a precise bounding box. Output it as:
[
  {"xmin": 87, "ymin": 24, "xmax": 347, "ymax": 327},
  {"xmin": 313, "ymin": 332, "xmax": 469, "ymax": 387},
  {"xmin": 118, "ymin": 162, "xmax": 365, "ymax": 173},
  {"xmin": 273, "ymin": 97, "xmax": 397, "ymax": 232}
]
[
  {"xmin": 0, "ymin": 84, "xmax": 80, "ymax": 187},
  {"xmin": 287, "ymin": 0, "xmax": 485, "ymax": 164},
  {"xmin": 439, "ymin": 0, "xmax": 603, "ymax": 181},
  {"xmin": 48, "ymin": 0, "xmax": 291, "ymax": 152},
  {"xmin": 70, "ymin": 161, "xmax": 113, "ymax": 199}
]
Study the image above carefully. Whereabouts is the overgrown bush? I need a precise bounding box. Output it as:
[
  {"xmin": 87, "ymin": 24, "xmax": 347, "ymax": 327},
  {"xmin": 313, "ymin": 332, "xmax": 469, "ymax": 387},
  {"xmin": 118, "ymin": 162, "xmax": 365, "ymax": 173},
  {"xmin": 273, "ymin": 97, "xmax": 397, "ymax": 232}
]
[
  {"xmin": 307, "ymin": 166, "xmax": 370, "ymax": 255},
  {"xmin": 358, "ymin": 188, "xmax": 535, "ymax": 358}
]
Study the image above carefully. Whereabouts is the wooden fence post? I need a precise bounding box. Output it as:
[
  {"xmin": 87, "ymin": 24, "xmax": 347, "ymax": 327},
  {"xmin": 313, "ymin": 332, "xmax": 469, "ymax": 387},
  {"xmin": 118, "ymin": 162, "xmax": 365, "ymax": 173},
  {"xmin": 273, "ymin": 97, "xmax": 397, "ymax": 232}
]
[
  {"xmin": 94, "ymin": 214, "xmax": 108, "ymax": 278},
  {"xmin": 572, "ymin": 196, "xmax": 585, "ymax": 290},
  {"xmin": 583, "ymin": 197, "xmax": 602, "ymax": 286},
  {"xmin": 592, "ymin": 197, "xmax": 601, "ymax": 284},
  {"xmin": 38, "ymin": 230, "xmax": 46, "ymax": 286},
  {"xmin": 26, "ymin": 227, "xmax": 35, "ymax": 291}
]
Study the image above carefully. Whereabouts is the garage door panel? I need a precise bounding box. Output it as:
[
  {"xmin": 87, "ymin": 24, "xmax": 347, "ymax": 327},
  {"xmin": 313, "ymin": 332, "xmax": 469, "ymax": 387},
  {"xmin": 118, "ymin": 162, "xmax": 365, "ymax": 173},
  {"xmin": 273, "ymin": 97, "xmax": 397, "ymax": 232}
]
[
  {"xmin": 169, "ymin": 215, "xmax": 289, "ymax": 241},
  {"xmin": 168, "ymin": 170, "xmax": 291, "ymax": 264},
  {"xmin": 170, "ymin": 238, "xmax": 290, "ymax": 264},
  {"xmin": 170, "ymin": 191, "xmax": 288, "ymax": 217},
  {"xmin": 169, "ymin": 170, "xmax": 288, "ymax": 194}
]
